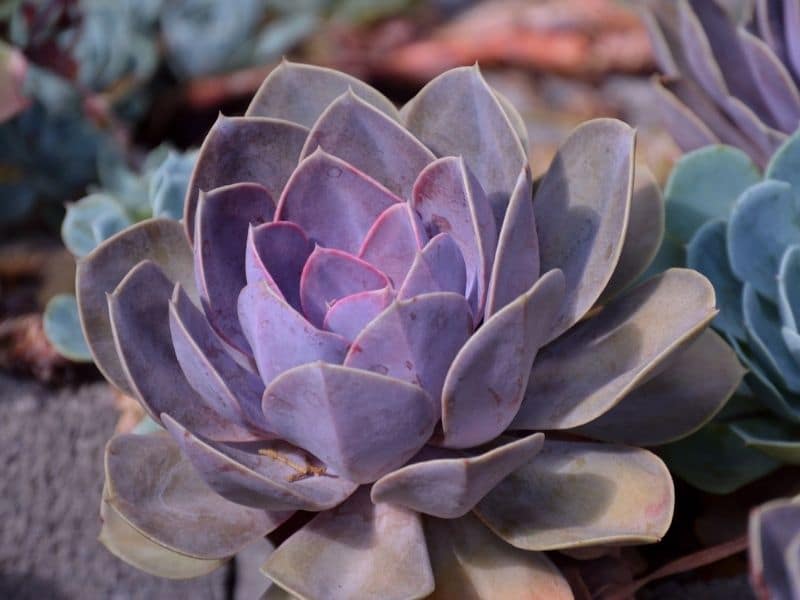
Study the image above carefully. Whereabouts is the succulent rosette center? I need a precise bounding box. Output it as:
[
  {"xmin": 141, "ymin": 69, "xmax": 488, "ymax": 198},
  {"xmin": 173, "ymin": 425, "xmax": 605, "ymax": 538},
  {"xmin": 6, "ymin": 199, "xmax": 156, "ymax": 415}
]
[{"xmin": 80, "ymin": 62, "xmax": 743, "ymax": 598}]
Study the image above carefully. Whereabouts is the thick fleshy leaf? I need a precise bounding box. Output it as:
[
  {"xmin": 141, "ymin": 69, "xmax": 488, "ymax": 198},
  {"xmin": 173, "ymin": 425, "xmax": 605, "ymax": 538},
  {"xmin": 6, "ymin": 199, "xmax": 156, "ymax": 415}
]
[
  {"xmin": 276, "ymin": 149, "xmax": 401, "ymax": 253},
  {"xmin": 657, "ymin": 75, "xmax": 764, "ymax": 158},
  {"xmin": 474, "ymin": 440, "xmax": 674, "ymax": 550},
  {"xmin": 109, "ymin": 261, "xmax": 257, "ymax": 442},
  {"xmin": 398, "ymin": 233, "xmax": 468, "ymax": 300},
  {"xmin": 105, "ymin": 432, "xmax": 287, "ymax": 560},
  {"xmin": 650, "ymin": 76, "xmax": 720, "ymax": 152},
  {"xmin": 300, "ymin": 247, "xmax": 390, "ymax": 328},
  {"xmin": 185, "ymin": 116, "xmax": 307, "ymax": 242},
  {"xmin": 574, "ymin": 329, "xmax": 743, "ymax": 446},
  {"xmin": 169, "ymin": 284, "xmax": 267, "ymax": 433},
  {"xmin": 76, "ymin": 219, "xmax": 195, "ymax": 395},
  {"xmin": 731, "ymin": 417, "xmax": 800, "ymax": 464},
  {"xmin": 246, "ymin": 60, "xmax": 399, "ymax": 126},
  {"xmin": 730, "ymin": 334, "xmax": 800, "ymax": 423},
  {"xmin": 766, "ymin": 128, "xmax": 800, "ymax": 194},
  {"xmin": 743, "ymin": 283, "xmax": 800, "ymax": 393},
  {"xmin": 263, "ymin": 363, "xmax": 436, "ymax": 484},
  {"xmin": 412, "ymin": 156, "xmax": 496, "ymax": 319},
  {"xmin": 739, "ymin": 28, "xmax": 800, "ymax": 132},
  {"xmin": 755, "ymin": 0, "xmax": 788, "ymax": 62},
  {"xmin": 403, "ymin": 65, "xmax": 528, "ymax": 223},
  {"xmin": 515, "ymin": 269, "xmax": 717, "ymax": 431},
  {"xmin": 246, "ymin": 221, "xmax": 315, "ymax": 311},
  {"xmin": 441, "ymin": 269, "xmax": 565, "ymax": 448},
  {"xmin": 779, "ymin": 246, "xmax": 800, "ymax": 333},
  {"xmin": 323, "ymin": 287, "xmax": 393, "ymax": 342},
  {"xmin": 371, "ymin": 433, "xmax": 544, "ymax": 519},
  {"xmin": 424, "ymin": 513, "xmax": 572, "ymax": 600},
  {"xmin": 534, "ymin": 118, "xmax": 634, "ymax": 340},
  {"xmin": 345, "ymin": 292, "xmax": 473, "ymax": 402},
  {"xmin": 749, "ymin": 498, "xmax": 800, "ymax": 600},
  {"xmin": 682, "ymin": 0, "xmax": 772, "ymax": 120},
  {"xmin": 43, "ymin": 293, "xmax": 91, "ymax": 362},
  {"xmin": 301, "ymin": 91, "xmax": 435, "ymax": 199},
  {"xmin": 664, "ymin": 145, "xmax": 760, "ymax": 245},
  {"xmin": 238, "ymin": 282, "xmax": 348, "ymax": 386},
  {"xmin": 99, "ymin": 489, "xmax": 225, "ymax": 580},
  {"xmin": 600, "ymin": 166, "xmax": 665, "ymax": 302},
  {"xmin": 161, "ymin": 414, "xmax": 357, "ymax": 511},
  {"xmin": 195, "ymin": 183, "xmax": 275, "ymax": 355},
  {"xmin": 358, "ymin": 203, "xmax": 427, "ymax": 287},
  {"xmin": 786, "ymin": 0, "xmax": 800, "ymax": 82},
  {"xmin": 659, "ymin": 422, "xmax": 780, "ymax": 494},
  {"xmin": 687, "ymin": 220, "xmax": 747, "ymax": 340},
  {"xmin": 485, "ymin": 166, "xmax": 539, "ymax": 317},
  {"xmin": 262, "ymin": 488, "xmax": 434, "ymax": 600}
]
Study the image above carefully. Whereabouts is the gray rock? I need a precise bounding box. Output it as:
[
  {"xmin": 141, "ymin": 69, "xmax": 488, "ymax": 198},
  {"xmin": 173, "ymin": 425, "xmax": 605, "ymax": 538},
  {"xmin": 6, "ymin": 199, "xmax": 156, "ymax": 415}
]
[{"xmin": 0, "ymin": 375, "xmax": 229, "ymax": 600}]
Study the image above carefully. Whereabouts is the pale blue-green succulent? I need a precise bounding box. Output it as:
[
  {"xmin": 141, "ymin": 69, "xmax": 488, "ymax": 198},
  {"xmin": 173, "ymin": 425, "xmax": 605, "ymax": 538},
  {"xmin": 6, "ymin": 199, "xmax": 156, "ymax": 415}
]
[
  {"xmin": 657, "ymin": 130, "xmax": 800, "ymax": 493},
  {"xmin": 44, "ymin": 147, "xmax": 196, "ymax": 362}
]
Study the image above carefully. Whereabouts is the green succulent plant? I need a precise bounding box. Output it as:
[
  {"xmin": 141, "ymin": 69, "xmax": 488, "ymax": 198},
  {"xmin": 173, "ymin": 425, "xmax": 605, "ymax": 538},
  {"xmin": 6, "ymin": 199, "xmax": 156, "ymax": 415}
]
[
  {"xmin": 44, "ymin": 146, "xmax": 196, "ymax": 362},
  {"xmin": 655, "ymin": 131, "xmax": 800, "ymax": 494},
  {"xmin": 642, "ymin": 0, "xmax": 800, "ymax": 168},
  {"xmin": 77, "ymin": 61, "xmax": 741, "ymax": 598}
]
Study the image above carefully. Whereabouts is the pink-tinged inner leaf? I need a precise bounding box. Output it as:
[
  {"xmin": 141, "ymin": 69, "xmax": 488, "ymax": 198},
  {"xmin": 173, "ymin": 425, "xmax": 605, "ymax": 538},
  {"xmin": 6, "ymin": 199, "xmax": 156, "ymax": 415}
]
[
  {"xmin": 238, "ymin": 281, "xmax": 349, "ymax": 386},
  {"xmin": 398, "ymin": 233, "xmax": 468, "ymax": 301},
  {"xmin": 161, "ymin": 414, "xmax": 357, "ymax": 512},
  {"xmin": 300, "ymin": 91, "xmax": 435, "ymax": 200},
  {"xmin": 323, "ymin": 287, "xmax": 394, "ymax": 342},
  {"xmin": 263, "ymin": 363, "xmax": 437, "ymax": 484},
  {"xmin": 169, "ymin": 283, "xmax": 269, "ymax": 434},
  {"xmin": 412, "ymin": 156, "xmax": 496, "ymax": 322},
  {"xmin": 246, "ymin": 221, "xmax": 314, "ymax": 312},
  {"xmin": 345, "ymin": 292, "xmax": 473, "ymax": 405},
  {"xmin": 194, "ymin": 183, "xmax": 275, "ymax": 357},
  {"xmin": 299, "ymin": 246, "xmax": 390, "ymax": 328},
  {"xmin": 358, "ymin": 203, "xmax": 428, "ymax": 288},
  {"xmin": 276, "ymin": 149, "xmax": 401, "ymax": 253}
]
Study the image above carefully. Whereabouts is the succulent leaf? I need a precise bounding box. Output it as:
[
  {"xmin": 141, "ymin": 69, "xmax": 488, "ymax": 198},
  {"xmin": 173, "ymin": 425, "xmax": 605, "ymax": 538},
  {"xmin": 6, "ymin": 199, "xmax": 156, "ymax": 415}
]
[
  {"xmin": 664, "ymin": 145, "xmax": 761, "ymax": 245},
  {"xmin": 515, "ymin": 269, "xmax": 717, "ymax": 431},
  {"xmin": 442, "ymin": 269, "xmax": 565, "ymax": 448},
  {"xmin": 398, "ymin": 233, "xmax": 468, "ymax": 300},
  {"xmin": 371, "ymin": 433, "xmax": 545, "ymax": 519},
  {"xmin": 104, "ymin": 432, "xmax": 288, "ymax": 560},
  {"xmin": 262, "ymin": 488, "xmax": 434, "ymax": 600},
  {"xmin": 474, "ymin": 441, "xmax": 674, "ymax": 550},
  {"xmin": 277, "ymin": 149, "xmax": 401, "ymax": 254},
  {"xmin": 247, "ymin": 60, "xmax": 399, "ymax": 126},
  {"xmin": 262, "ymin": 363, "xmax": 436, "ymax": 484},
  {"xmin": 300, "ymin": 91, "xmax": 435, "ymax": 200},
  {"xmin": 424, "ymin": 513, "xmax": 572, "ymax": 600},
  {"xmin": 534, "ymin": 118, "xmax": 634, "ymax": 341},
  {"xmin": 185, "ymin": 116, "xmax": 307, "ymax": 243},
  {"xmin": 573, "ymin": 329, "xmax": 744, "ymax": 446},
  {"xmin": 76, "ymin": 219, "xmax": 196, "ymax": 394},
  {"xmin": 43, "ymin": 293, "xmax": 92, "ymax": 361}
]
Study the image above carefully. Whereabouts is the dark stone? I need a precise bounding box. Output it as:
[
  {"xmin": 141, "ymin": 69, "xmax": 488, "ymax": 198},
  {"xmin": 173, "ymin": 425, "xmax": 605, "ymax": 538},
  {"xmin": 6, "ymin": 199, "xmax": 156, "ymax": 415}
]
[{"xmin": 0, "ymin": 375, "xmax": 228, "ymax": 599}]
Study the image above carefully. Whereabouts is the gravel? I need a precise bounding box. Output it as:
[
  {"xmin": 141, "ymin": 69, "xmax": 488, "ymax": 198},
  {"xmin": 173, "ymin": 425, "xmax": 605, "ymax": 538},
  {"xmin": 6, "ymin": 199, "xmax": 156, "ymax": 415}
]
[{"xmin": 0, "ymin": 374, "xmax": 228, "ymax": 599}]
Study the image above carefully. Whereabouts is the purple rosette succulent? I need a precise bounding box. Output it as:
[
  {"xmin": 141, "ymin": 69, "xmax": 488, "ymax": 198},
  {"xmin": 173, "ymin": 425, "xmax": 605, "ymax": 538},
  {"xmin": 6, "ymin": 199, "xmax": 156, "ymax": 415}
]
[{"xmin": 81, "ymin": 61, "xmax": 743, "ymax": 598}]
